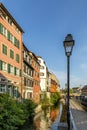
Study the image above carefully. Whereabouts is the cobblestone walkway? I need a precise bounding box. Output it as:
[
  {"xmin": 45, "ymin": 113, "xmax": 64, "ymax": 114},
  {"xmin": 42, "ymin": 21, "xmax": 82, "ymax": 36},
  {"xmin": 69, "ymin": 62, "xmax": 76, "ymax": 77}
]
[{"xmin": 70, "ymin": 99, "xmax": 87, "ymax": 130}]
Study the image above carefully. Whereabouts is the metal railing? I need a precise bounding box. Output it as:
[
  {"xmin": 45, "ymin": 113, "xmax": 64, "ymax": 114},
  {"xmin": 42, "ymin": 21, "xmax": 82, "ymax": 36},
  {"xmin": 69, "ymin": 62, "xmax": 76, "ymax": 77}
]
[{"xmin": 70, "ymin": 110, "xmax": 77, "ymax": 130}]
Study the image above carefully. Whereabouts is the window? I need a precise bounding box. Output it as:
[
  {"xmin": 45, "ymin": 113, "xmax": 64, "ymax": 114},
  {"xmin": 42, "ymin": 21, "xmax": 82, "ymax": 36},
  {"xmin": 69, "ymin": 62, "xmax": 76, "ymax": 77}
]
[
  {"xmin": 8, "ymin": 17, "xmax": 13, "ymax": 26},
  {"xmin": 10, "ymin": 49, "xmax": 14, "ymax": 59},
  {"xmin": 14, "ymin": 37, "xmax": 20, "ymax": 49},
  {"xmin": 10, "ymin": 33, "xmax": 14, "ymax": 43},
  {"xmin": 29, "ymin": 57, "xmax": 32, "ymax": 65},
  {"xmin": 0, "ymin": 85, "xmax": 6, "ymax": 93},
  {"xmin": 24, "ymin": 77, "xmax": 26, "ymax": 86},
  {"xmin": 40, "ymin": 72, "xmax": 44, "ymax": 76},
  {"xmin": 0, "ymin": 23, "xmax": 7, "ymax": 37},
  {"xmin": 14, "ymin": 67, "xmax": 20, "ymax": 76},
  {"xmin": 40, "ymin": 66, "xmax": 44, "ymax": 69},
  {"xmin": 2, "ymin": 12, "xmax": 6, "ymax": 19},
  {"xmin": 7, "ymin": 31, "xmax": 14, "ymax": 43},
  {"xmin": 38, "ymin": 60, "xmax": 41, "ymax": 63},
  {"xmin": 16, "ymin": 68, "xmax": 20, "ymax": 76},
  {"xmin": 16, "ymin": 27, "xmax": 20, "ymax": 34},
  {"xmin": 10, "ymin": 65, "xmax": 13, "ymax": 73},
  {"xmin": 2, "ymin": 61, "xmax": 7, "ymax": 71},
  {"xmin": 2, "ymin": 25, "xmax": 7, "ymax": 37},
  {"xmin": 16, "ymin": 54, "xmax": 20, "ymax": 63},
  {"xmin": 2, "ymin": 44, "xmax": 7, "ymax": 55},
  {"xmin": 27, "ymin": 92, "xmax": 32, "ymax": 99}
]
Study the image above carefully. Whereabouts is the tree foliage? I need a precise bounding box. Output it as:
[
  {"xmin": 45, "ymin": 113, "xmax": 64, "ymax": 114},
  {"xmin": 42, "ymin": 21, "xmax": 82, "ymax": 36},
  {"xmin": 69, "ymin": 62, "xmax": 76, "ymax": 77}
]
[
  {"xmin": 50, "ymin": 92, "xmax": 60, "ymax": 106},
  {"xmin": 23, "ymin": 99, "xmax": 37, "ymax": 118},
  {"xmin": 0, "ymin": 94, "xmax": 36, "ymax": 130}
]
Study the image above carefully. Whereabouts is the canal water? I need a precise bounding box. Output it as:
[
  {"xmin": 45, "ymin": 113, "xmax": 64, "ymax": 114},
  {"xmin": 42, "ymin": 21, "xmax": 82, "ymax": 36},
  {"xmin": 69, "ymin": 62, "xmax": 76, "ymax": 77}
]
[{"xmin": 20, "ymin": 105, "xmax": 60, "ymax": 130}]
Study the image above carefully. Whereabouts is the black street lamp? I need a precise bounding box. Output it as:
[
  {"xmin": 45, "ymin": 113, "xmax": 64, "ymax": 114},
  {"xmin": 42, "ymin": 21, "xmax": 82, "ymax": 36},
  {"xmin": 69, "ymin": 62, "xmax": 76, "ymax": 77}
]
[{"xmin": 63, "ymin": 34, "xmax": 75, "ymax": 130}]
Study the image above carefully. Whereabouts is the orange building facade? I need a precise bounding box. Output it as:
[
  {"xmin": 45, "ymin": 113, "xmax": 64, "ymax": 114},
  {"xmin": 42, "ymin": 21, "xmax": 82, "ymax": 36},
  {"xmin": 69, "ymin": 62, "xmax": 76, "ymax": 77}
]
[
  {"xmin": 50, "ymin": 73, "xmax": 60, "ymax": 93},
  {"xmin": 0, "ymin": 3, "xmax": 23, "ymax": 99},
  {"xmin": 50, "ymin": 79, "xmax": 58, "ymax": 93}
]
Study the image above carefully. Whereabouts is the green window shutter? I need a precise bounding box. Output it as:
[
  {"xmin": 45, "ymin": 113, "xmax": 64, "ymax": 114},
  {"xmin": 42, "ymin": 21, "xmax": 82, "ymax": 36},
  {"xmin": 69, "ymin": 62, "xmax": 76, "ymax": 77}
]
[
  {"xmin": 5, "ymin": 46, "xmax": 7, "ymax": 55},
  {"xmin": 14, "ymin": 67, "xmax": 16, "ymax": 75},
  {"xmin": 17, "ymin": 40, "xmax": 20, "ymax": 49},
  {"xmin": 0, "ymin": 23, "xmax": 2, "ymax": 34},
  {"xmin": 7, "ymin": 30, "xmax": 10, "ymax": 41},
  {"xmin": 2, "ymin": 44, "xmax": 7, "ymax": 55},
  {"xmin": 14, "ymin": 37, "xmax": 16, "ymax": 46},
  {"xmin": 2, "ymin": 44, "xmax": 4, "ymax": 54},
  {"xmin": 8, "ymin": 64, "xmax": 10, "ymax": 73},
  {"xmin": 10, "ymin": 50, "xmax": 14, "ymax": 59},
  {"xmin": 0, "ymin": 84, "xmax": 2, "ymax": 91},
  {"xmin": 6, "ymin": 85, "xmax": 8, "ymax": 93},
  {"xmin": 16, "ymin": 54, "xmax": 19, "ymax": 63},
  {"xmin": 14, "ymin": 37, "xmax": 20, "ymax": 49},
  {"xmin": 0, "ymin": 60, "xmax": 2, "ymax": 70}
]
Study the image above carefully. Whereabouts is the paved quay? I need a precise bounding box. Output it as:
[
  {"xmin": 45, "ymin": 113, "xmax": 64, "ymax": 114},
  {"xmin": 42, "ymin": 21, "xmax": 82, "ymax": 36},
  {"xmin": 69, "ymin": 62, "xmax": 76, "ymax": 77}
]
[{"xmin": 70, "ymin": 99, "xmax": 87, "ymax": 130}]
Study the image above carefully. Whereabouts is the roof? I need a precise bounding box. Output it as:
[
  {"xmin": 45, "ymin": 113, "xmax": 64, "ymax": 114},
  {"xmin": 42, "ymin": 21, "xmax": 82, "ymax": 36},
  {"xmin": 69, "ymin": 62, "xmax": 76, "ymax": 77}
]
[
  {"xmin": 23, "ymin": 43, "xmax": 30, "ymax": 52},
  {"xmin": 82, "ymin": 85, "xmax": 87, "ymax": 90},
  {"xmin": 0, "ymin": 3, "xmax": 24, "ymax": 33}
]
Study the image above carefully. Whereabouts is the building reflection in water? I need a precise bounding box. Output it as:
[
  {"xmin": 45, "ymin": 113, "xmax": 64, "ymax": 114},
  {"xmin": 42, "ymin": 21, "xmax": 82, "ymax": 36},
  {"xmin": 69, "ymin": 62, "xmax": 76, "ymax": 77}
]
[{"xmin": 34, "ymin": 106, "xmax": 59, "ymax": 130}]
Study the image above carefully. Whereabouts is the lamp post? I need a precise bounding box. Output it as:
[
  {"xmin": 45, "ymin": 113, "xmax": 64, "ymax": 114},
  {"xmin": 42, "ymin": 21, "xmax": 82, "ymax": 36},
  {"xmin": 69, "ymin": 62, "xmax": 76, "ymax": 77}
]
[{"xmin": 63, "ymin": 34, "xmax": 74, "ymax": 130}]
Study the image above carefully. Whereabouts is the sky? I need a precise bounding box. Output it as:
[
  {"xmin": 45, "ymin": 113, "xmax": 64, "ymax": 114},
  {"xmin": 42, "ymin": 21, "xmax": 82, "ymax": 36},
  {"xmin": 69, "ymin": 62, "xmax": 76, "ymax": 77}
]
[{"xmin": 1, "ymin": 0, "xmax": 87, "ymax": 89}]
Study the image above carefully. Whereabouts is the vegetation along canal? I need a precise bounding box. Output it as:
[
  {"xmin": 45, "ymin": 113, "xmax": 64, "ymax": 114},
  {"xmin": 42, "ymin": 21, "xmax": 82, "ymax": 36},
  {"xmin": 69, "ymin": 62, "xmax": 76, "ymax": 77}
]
[{"xmin": 20, "ymin": 104, "xmax": 60, "ymax": 130}]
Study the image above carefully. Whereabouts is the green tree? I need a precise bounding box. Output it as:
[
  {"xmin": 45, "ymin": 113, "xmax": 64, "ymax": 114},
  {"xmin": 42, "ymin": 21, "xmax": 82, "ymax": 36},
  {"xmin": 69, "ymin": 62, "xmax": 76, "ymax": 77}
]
[
  {"xmin": 23, "ymin": 99, "xmax": 37, "ymax": 118},
  {"xmin": 40, "ymin": 93, "xmax": 49, "ymax": 108},
  {"xmin": 0, "ymin": 94, "xmax": 26, "ymax": 130},
  {"xmin": 50, "ymin": 92, "xmax": 60, "ymax": 106}
]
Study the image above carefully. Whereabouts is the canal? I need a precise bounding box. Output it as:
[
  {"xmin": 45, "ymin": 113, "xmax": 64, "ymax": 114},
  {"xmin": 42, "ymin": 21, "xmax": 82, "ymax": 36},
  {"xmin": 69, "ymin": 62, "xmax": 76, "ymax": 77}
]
[{"xmin": 20, "ymin": 104, "xmax": 60, "ymax": 130}]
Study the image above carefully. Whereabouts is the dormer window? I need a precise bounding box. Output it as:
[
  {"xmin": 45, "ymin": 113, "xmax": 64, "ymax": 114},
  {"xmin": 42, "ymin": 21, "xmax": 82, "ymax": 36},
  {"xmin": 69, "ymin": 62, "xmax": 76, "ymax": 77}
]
[
  {"xmin": 0, "ymin": 10, "xmax": 6, "ymax": 19},
  {"xmin": 8, "ymin": 17, "xmax": 13, "ymax": 26},
  {"xmin": 16, "ymin": 27, "xmax": 20, "ymax": 34}
]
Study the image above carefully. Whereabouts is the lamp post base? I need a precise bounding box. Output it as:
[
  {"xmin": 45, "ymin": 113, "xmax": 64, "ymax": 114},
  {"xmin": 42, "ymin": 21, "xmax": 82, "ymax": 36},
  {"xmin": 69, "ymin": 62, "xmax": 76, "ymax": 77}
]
[{"xmin": 67, "ymin": 110, "xmax": 70, "ymax": 130}]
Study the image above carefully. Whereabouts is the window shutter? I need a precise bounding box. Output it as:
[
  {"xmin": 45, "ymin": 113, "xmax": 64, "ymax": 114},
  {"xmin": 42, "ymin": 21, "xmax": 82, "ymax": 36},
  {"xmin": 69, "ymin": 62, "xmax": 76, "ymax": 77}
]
[
  {"xmin": 14, "ymin": 37, "xmax": 16, "ymax": 46},
  {"xmin": 8, "ymin": 64, "xmax": 10, "ymax": 73},
  {"xmin": 10, "ymin": 50, "xmax": 14, "ymax": 59},
  {"xmin": 0, "ymin": 23, "xmax": 2, "ymax": 34},
  {"xmin": 6, "ymin": 85, "xmax": 8, "ymax": 93},
  {"xmin": 0, "ymin": 84, "xmax": 2, "ymax": 91},
  {"xmin": 16, "ymin": 54, "xmax": 19, "ymax": 63},
  {"xmin": 7, "ymin": 30, "xmax": 10, "ymax": 41},
  {"xmin": 0, "ymin": 60, "xmax": 2, "ymax": 70},
  {"xmin": 17, "ymin": 40, "xmax": 20, "ymax": 48},
  {"xmin": 14, "ymin": 67, "xmax": 16, "ymax": 75}
]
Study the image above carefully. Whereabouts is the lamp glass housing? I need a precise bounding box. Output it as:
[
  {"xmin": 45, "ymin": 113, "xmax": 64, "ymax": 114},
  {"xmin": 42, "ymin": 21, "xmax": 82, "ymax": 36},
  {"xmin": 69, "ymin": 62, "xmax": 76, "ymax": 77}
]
[{"xmin": 63, "ymin": 34, "xmax": 74, "ymax": 56}]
